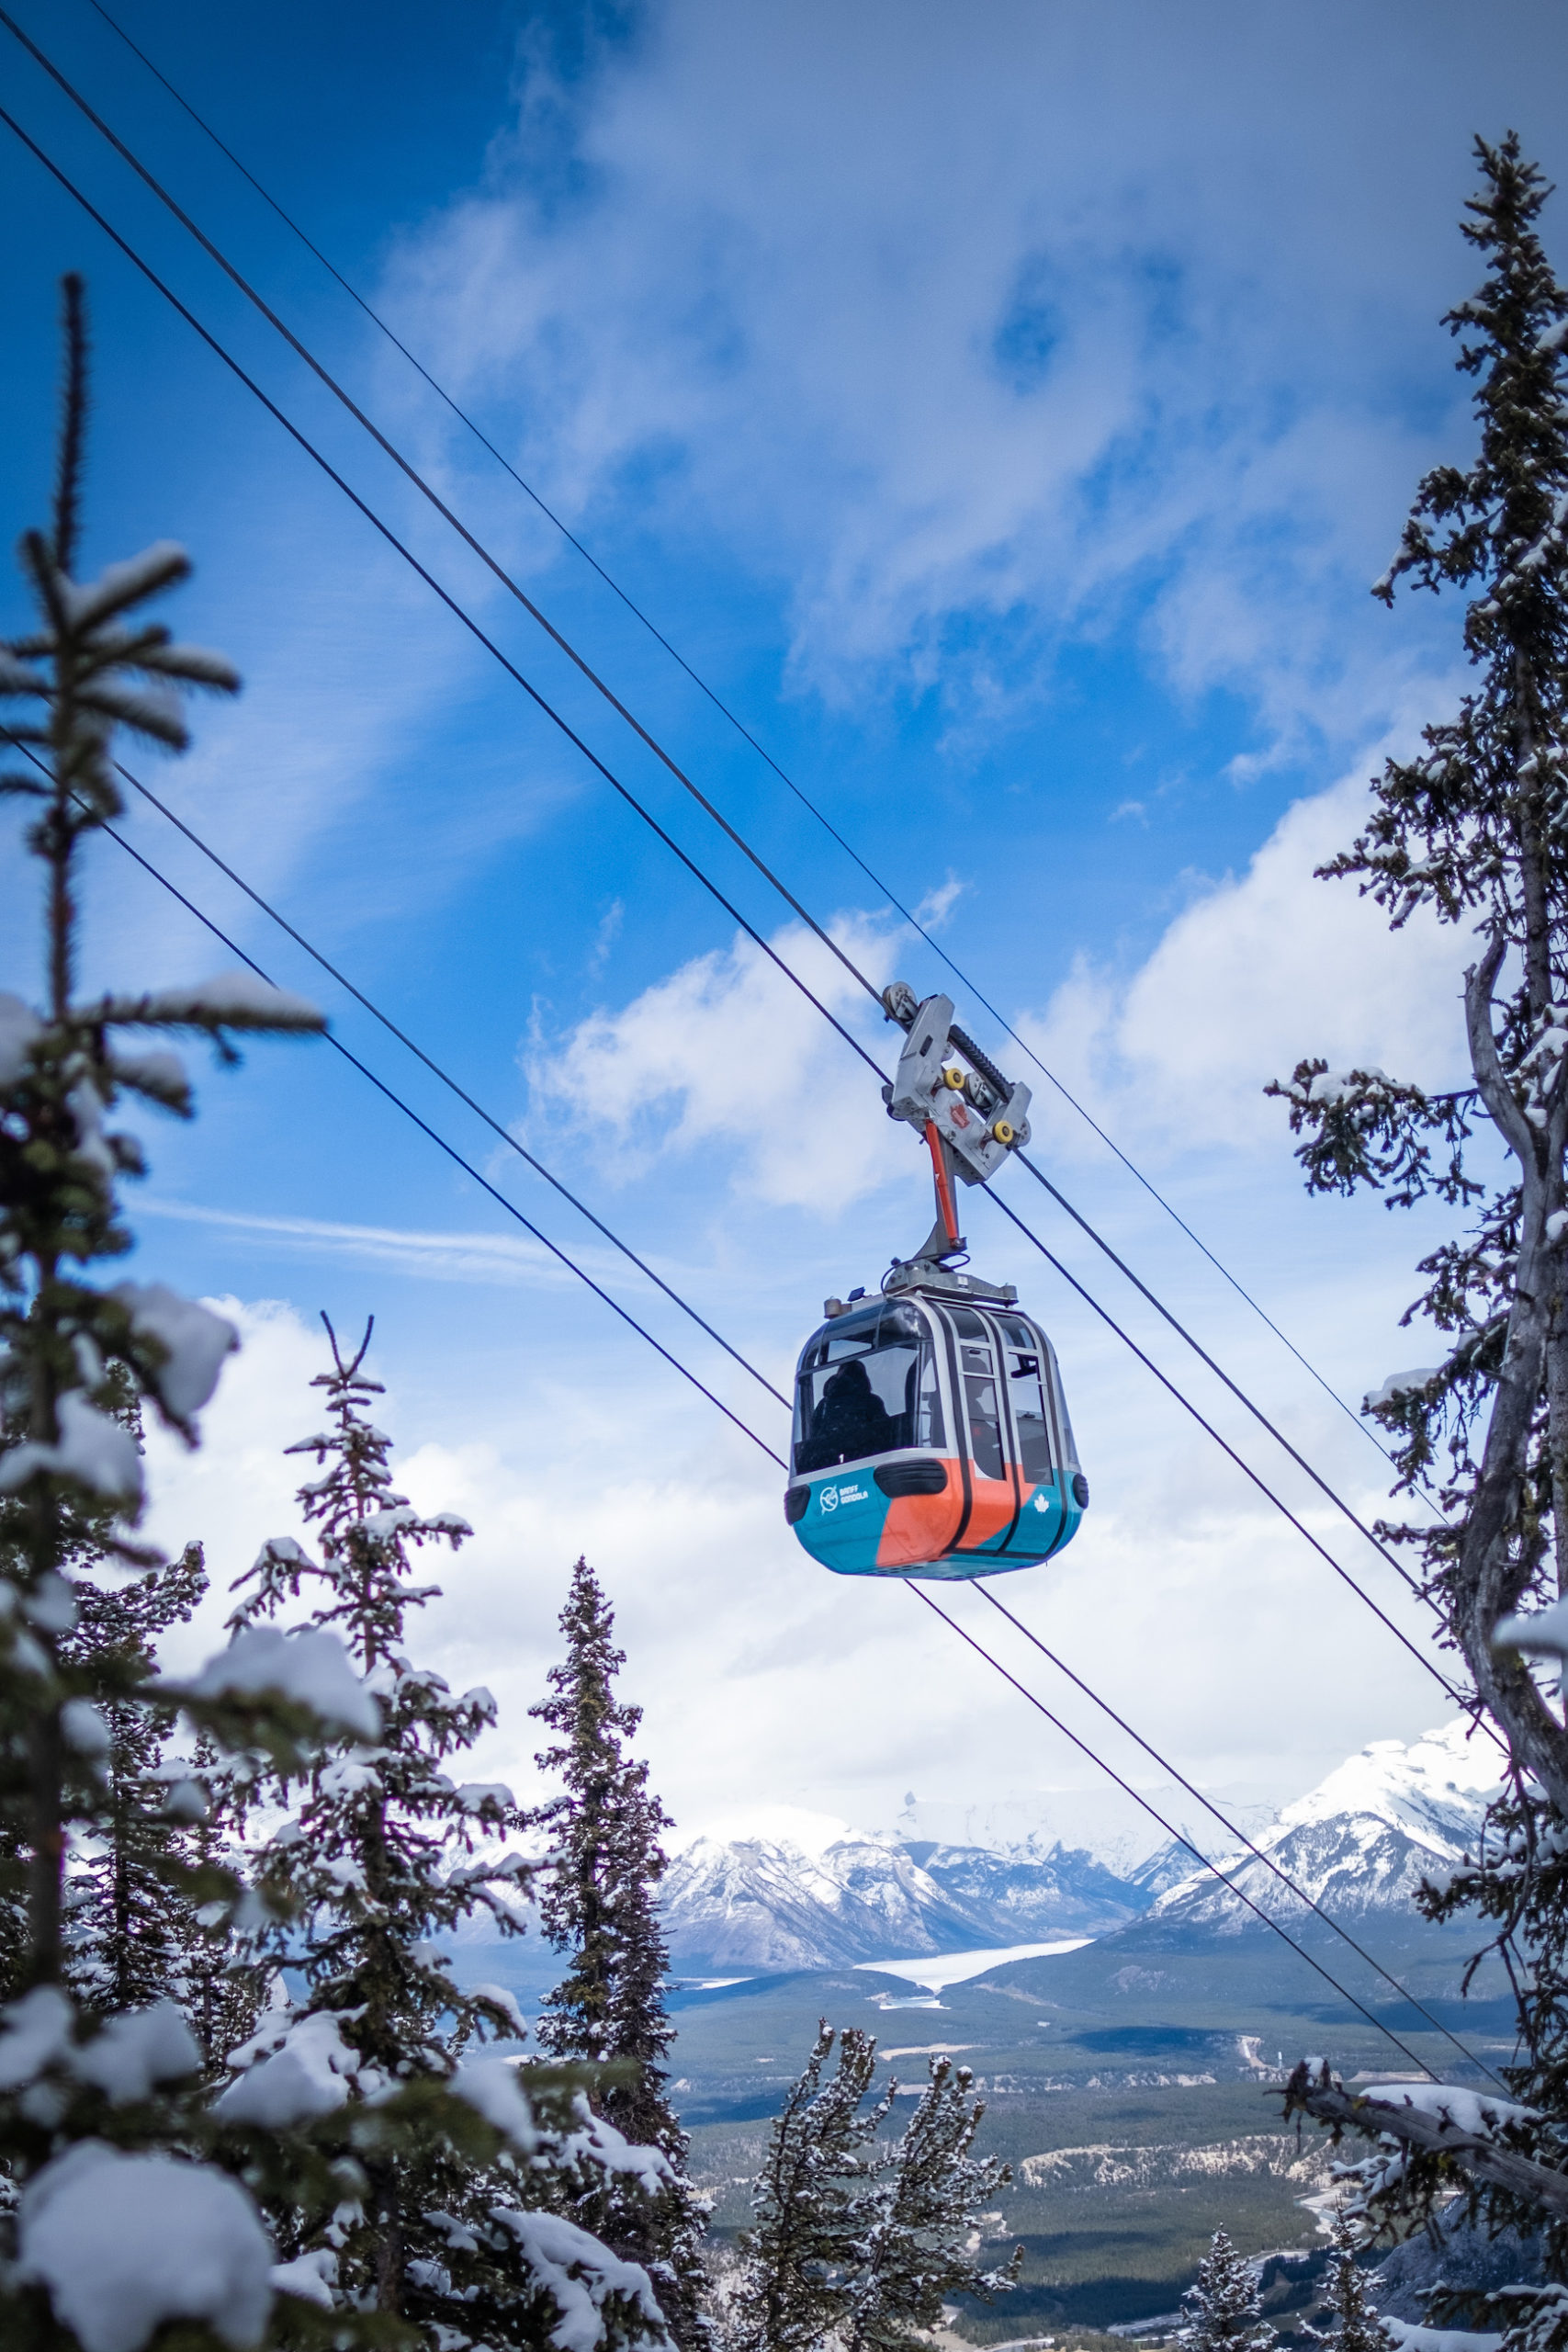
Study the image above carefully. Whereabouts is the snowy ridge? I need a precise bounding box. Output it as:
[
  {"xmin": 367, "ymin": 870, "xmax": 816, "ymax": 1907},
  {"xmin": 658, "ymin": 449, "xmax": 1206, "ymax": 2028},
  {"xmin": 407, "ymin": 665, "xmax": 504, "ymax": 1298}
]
[
  {"xmin": 660, "ymin": 1724, "xmax": 1502, "ymax": 1972},
  {"xmin": 1148, "ymin": 1722, "xmax": 1500, "ymax": 1932},
  {"xmin": 659, "ymin": 1829, "xmax": 1140, "ymax": 1973}
]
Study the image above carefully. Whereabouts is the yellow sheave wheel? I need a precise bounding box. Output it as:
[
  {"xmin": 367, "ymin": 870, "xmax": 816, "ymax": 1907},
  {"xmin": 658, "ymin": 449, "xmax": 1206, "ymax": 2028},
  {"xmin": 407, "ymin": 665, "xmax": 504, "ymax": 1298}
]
[
  {"xmin": 991, "ymin": 1118, "xmax": 1016, "ymax": 1146},
  {"xmin": 942, "ymin": 1066, "xmax": 965, "ymax": 1090}
]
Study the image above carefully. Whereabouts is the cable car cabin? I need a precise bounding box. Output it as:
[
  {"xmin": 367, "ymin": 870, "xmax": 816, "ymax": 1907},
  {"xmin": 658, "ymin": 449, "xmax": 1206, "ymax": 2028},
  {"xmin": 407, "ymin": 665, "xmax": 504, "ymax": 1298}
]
[{"xmin": 784, "ymin": 1291, "xmax": 1088, "ymax": 1579}]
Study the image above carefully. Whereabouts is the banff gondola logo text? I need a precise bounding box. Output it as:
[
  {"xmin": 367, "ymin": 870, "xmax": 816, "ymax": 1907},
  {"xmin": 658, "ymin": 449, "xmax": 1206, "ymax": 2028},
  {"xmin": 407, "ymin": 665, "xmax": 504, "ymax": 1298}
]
[{"xmin": 818, "ymin": 1483, "xmax": 870, "ymax": 1513}]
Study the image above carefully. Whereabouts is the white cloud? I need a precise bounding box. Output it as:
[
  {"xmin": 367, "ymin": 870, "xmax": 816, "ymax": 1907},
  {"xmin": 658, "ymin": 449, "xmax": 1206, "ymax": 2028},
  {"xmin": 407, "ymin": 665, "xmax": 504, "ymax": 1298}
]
[
  {"xmin": 140, "ymin": 1200, "xmax": 605, "ymax": 1295},
  {"xmin": 526, "ymin": 750, "xmax": 1470, "ymax": 1206},
  {"xmin": 46, "ymin": 3, "xmax": 1539, "ymax": 1858},
  {"xmin": 1019, "ymin": 761, "xmax": 1470, "ymax": 1159},
  {"xmin": 371, "ymin": 0, "xmax": 1562, "ymax": 751},
  {"xmin": 531, "ymin": 910, "xmax": 908, "ymax": 1210},
  {"xmin": 134, "ymin": 1281, "xmax": 1461, "ymax": 1844}
]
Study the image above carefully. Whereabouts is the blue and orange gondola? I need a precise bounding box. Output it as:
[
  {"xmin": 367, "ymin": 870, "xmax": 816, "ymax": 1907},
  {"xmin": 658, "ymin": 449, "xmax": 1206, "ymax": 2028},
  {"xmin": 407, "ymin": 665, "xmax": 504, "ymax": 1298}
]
[{"xmin": 784, "ymin": 984, "xmax": 1089, "ymax": 1581}]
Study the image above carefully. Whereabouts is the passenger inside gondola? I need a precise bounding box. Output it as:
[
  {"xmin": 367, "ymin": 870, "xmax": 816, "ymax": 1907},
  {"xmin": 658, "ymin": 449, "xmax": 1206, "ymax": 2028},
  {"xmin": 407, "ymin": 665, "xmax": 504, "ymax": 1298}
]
[{"xmin": 808, "ymin": 1357, "xmax": 897, "ymax": 1466}]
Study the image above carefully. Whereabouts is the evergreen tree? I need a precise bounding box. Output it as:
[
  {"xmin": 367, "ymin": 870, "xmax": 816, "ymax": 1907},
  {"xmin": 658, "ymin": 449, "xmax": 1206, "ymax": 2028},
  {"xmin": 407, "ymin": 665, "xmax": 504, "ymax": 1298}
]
[
  {"xmin": 226, "ymin": 1320, "xmax": 674, "ymax": 2347},
  {"xmin": 731, "ymin": 2028, "xmax": 1018, "ymax": 2352},
  {"xmin": 61, "ymin": 1534, "xmax": 209, "ymax": 2016},
  {"xmin": 1177, "ymin": 2230, "xmax": 1275, "ymax": 2352},
  {"xmin": 0, "ymin": 268, "xmax": 664, "ymax": 2352},
  {"xmin": 531, "ymin": 1555, "xmax": 709, "ymax": 2342},
  {"xmin": 731, "ymin": 2023, "xmax": 888, "ymax": 2352},
  {"xmin": 179, "ymin": 1726, "xmax": 269, "ymax": 2073},
  {"xmin": 1269, "ymin": 136, "xmax": 1568, "ymax": 2335},
  {"xmin": 844, "ymin": 2055, "xmax": 1021, "ymax": 2352},
  {"xmin": 1269, "ymin": 132, "xmax": 1568, "ymax": 1780},
  {"xmin": 1306, "ymin": 2208, "xmax": 1391, "ymax": 2352},
  {"xmin": 0, "ymin": 271, "xmax": 371, "ymax": 2352}
]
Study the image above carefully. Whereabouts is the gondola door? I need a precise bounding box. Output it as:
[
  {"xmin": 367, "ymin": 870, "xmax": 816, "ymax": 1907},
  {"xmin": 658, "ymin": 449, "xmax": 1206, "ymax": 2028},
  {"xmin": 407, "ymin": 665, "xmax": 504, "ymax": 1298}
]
[{"xmin": 943, "ymin": 1306, "xmax": 1023, "ymax": 1557}]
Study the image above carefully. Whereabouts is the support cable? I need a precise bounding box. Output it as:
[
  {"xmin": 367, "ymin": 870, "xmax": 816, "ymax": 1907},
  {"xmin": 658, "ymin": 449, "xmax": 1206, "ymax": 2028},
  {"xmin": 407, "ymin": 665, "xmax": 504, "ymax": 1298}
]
[
  {"xmin": 108, "ymin": 755, "xmax": 789, "ymax": 1413},
  {"xmin": 0, "ymin": 72, "xmax": 1442, "ymax": 1578},
  {"xmin": 0, "ymin": 100, "xmax": 885, "ymax": 1099},
  {"xmin": 0, "ymin": 101, "xmax": 1474, "ymax": 1707},
  {"xmin": 977, "ymin": 1179, "xmax": 1494, "ymax": 1735},
  {"xmin": 1, "ymin": 28, "xmax": 1502, "ymax": 2075},
  {"xmin": 907, "ymin": 1584, "xmax": 1449, "ymax": 2078},
  {"xmin": 55, "ymin": 786, "xmax": 791, "ymax": 1468},
  {"xmin": 1016, "ymin": 1148, "xmax": 1438, "ymax": 1591},
  {"xmin": 72, "ymin": 0, "xmax": 1409, "ymax": 1487},
  {"xmin": 973, "ymin": 1583, "xmax": 1506, "ymax": 2087},
  {"xmin": 0, "ymin": 45, "xmax": 1447, "ymax": 1584},
  {"xmin": 0, "ymin": 7, "xmax": 882, "ymax": 1019},
  {"xmin": 74, "ymin": 792, "xmax": 1494, "ymax": 2079}
]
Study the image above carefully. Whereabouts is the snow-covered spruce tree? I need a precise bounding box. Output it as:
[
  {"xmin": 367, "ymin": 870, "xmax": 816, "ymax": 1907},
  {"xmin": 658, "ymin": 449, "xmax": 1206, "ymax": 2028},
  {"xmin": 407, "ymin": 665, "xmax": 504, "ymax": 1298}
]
[
  {"xmin": 842, "ymin": 2055, "xmax": 1020, "ymax": 2352},
  {"xmin": 0, "ymin": 267, "xmax": 663, "ymax": 2352},
  {"xmin": 61, "ymin": 1529, "xmax": 211, "ymax": 2018},
  {"xmin": 0, "ymin": 272, "xmax": 370, "ymax": 2352},
  {"xmin": 224, "ymin": 1320, "xmax": 676, "ymax": 2348},
  {"xmin": 730, "ymin": 2023, "xmax": 889, "ymax": 2352},
  {"xmin": 1272, "ymin": 134, "xmax": 1568, "ymax": 2345},
  {"xmin": 530, "ymin": 1555, "xmax": 708, "ymax": 2344},
  {"xmin": 0, "ymin": 1369, "xmax": 236, "ymax": 2038},
  {"xmin": 1177, "ymin": 2230, "xmax": 1275, "ymax": 2352},
  {"xmin": 1304, "ymin": 2208, "xmax": 1392, "ymax": 2352},
  {"xmin": 179, "ymin": 1725, "xmax": 271, "ymax": 2073}
]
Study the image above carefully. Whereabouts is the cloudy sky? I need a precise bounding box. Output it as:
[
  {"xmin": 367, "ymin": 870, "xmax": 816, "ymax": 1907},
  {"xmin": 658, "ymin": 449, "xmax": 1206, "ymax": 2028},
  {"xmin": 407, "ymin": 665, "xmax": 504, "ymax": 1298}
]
[{"xmin": 1, "ymin": 0, "xmax": 1561, "ymax": 1860}]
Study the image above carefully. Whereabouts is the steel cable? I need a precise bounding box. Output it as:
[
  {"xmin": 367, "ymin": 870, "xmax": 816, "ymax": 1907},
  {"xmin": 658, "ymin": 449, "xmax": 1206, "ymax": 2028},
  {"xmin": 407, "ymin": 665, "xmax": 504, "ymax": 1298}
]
[
  {"xmin": 907, "ymin": 1584, "xmax": 1449, "ymax": 2078},
  {"xmin": 107, "ymin": 756, "xmax": 789, "ymax": 1414},
  {"xmin": 1017, "ymin": 1148, "xmax": 1439, "ymax": 1592},
  {"xmin": 69, "ymin": 787, "xmax": 1492, "ymax": 2081},
  {"xmin": 37, "ymin": 778, "xmax": 791, "ymax": 1467},
  {"xmin": 0, "ymin": 6, "xmax": 883, "ymax": 1020},
  {"xmin": 0, "ymin": 99, "xmax": 886, "ymax": 1102},
  {"xmin": 72, "ymin": 0, "xmax": 1421, "ymax": 1489},
  {"xmin": 0, "ymin": 56, "xmax": 1450, "ymax": 1597},
  {"xmin": 977, "ymin": 1176, "xmax": 1497, "ymax": 1738},
  {"xmin": 0, "ymin": 97, "xmax": 1475, "ymax": 1719},
  {"xmin": 98, "ymin": 821, "xmax": 1514, "ymax": 2086},
  {"xmin": 973, "ymin": 1582, "xmax": 1507, "ymax": 2086}
]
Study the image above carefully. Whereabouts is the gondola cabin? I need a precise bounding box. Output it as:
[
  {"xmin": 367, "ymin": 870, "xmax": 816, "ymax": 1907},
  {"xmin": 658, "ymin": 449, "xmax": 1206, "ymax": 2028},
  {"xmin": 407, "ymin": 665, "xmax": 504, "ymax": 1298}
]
[{"xmin": 784, "ymin": 1285, "xmax": 1088, "ymax": 1579}]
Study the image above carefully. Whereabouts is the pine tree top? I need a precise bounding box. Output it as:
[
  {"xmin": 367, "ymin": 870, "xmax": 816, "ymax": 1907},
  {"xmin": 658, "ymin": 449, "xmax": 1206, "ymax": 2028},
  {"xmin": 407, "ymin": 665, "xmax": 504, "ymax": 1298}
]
[
  {"xmin": 231, "ymin": 1314, "xmax": 471, "ymax": 1666},
  {"xmin": 228, "ymin": 1316, "xmax": 525, "ymax": 2081},
  {"xmin": 1178, "ymin": 2228, "xmax": 1275, "ymax": 2352}
]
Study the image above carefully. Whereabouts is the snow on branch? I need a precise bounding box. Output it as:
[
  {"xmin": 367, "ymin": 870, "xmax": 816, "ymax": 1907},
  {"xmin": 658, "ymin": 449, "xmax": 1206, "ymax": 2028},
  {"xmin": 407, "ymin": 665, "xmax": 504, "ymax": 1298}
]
[
  {"xmin": 86, "ymin": 971, "xmax": 324, "ymax": 1035},
  {"xmin": 173, "ymin": 1624, "xmax": 380, "ymax": 1739},
  {"xmin": 218, "ymin": 2007, "xmax": 362, "ymax": 2128},
  {"xmin": 452, "ymin": 2056, "xmax": 541, "ymax": 2151},
  {"xmin": 1364, "ymin": 1367, "xmax": 1444, "ymax": 1415},
  {"xmin": 1283, "ymin": 2064, "xmax": 1568, "ymax": 2219},
  {"xmin": 1495, "ymin": 1599, "xmax": 1568, "ymax": 1658},
  {"xmin": 490, "ymin": 2205, "xmax": 672, "ymax": 2352},
  {"xmin": 1267, "ymin": 1058, "xmax": 1478, "ymax": 1208},
  {"xmin": 0, "ymin": 1392, "xmax": 143, "ymax": 1506},
  {"xmin": 16, "ymin": 2140, "xmax": 275, "ymax": 2352},
  {"xmin": 109, "ymin": 1283, "xmax": 236, "ymax": 1422},
  {"xmin": 58, "ymin": 540, "xmax": 191, "ymax": 630}
]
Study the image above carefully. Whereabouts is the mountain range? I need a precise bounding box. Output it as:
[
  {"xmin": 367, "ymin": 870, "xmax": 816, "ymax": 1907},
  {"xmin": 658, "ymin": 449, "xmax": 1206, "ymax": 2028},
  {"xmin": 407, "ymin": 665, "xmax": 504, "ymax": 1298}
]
[
  {"xmin": 1148, "ymin": 1719, "xmax": 1501, "ymax": 1931},
  {"xmin": 660, "ymin": 1720, "xmax": 1501, "ymax": 1974}
]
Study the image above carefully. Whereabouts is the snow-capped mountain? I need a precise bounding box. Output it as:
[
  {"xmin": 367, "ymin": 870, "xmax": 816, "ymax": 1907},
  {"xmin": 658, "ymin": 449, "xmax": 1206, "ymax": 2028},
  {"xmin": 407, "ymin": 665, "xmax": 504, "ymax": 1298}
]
[
  {"xmin": 659, "ymin": 1724, "xmax": 1504, "ymax": 1973},
  {"xmin": 1148, "ymin": 1721, "xmax": 1501, "ymax": 1933},
  {"xmin": 660, "ymin": 1828, "xmax": 1141, "ymax": 1973}
]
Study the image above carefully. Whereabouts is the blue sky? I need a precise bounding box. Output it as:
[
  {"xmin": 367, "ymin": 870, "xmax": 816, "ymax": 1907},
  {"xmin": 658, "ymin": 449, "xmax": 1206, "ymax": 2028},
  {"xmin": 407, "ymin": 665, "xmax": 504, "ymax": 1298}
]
[{"xmin": 2, "ymin": 0, "xmax": 1562, "ymax": 1852}]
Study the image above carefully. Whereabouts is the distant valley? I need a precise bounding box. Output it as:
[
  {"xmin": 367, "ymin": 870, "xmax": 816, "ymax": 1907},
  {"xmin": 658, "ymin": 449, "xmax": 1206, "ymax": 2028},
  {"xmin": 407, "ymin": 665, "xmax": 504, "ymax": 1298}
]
[{"xmin": 457, "ymin": 1723, "xmax": 1516, "ymax": 2339}]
